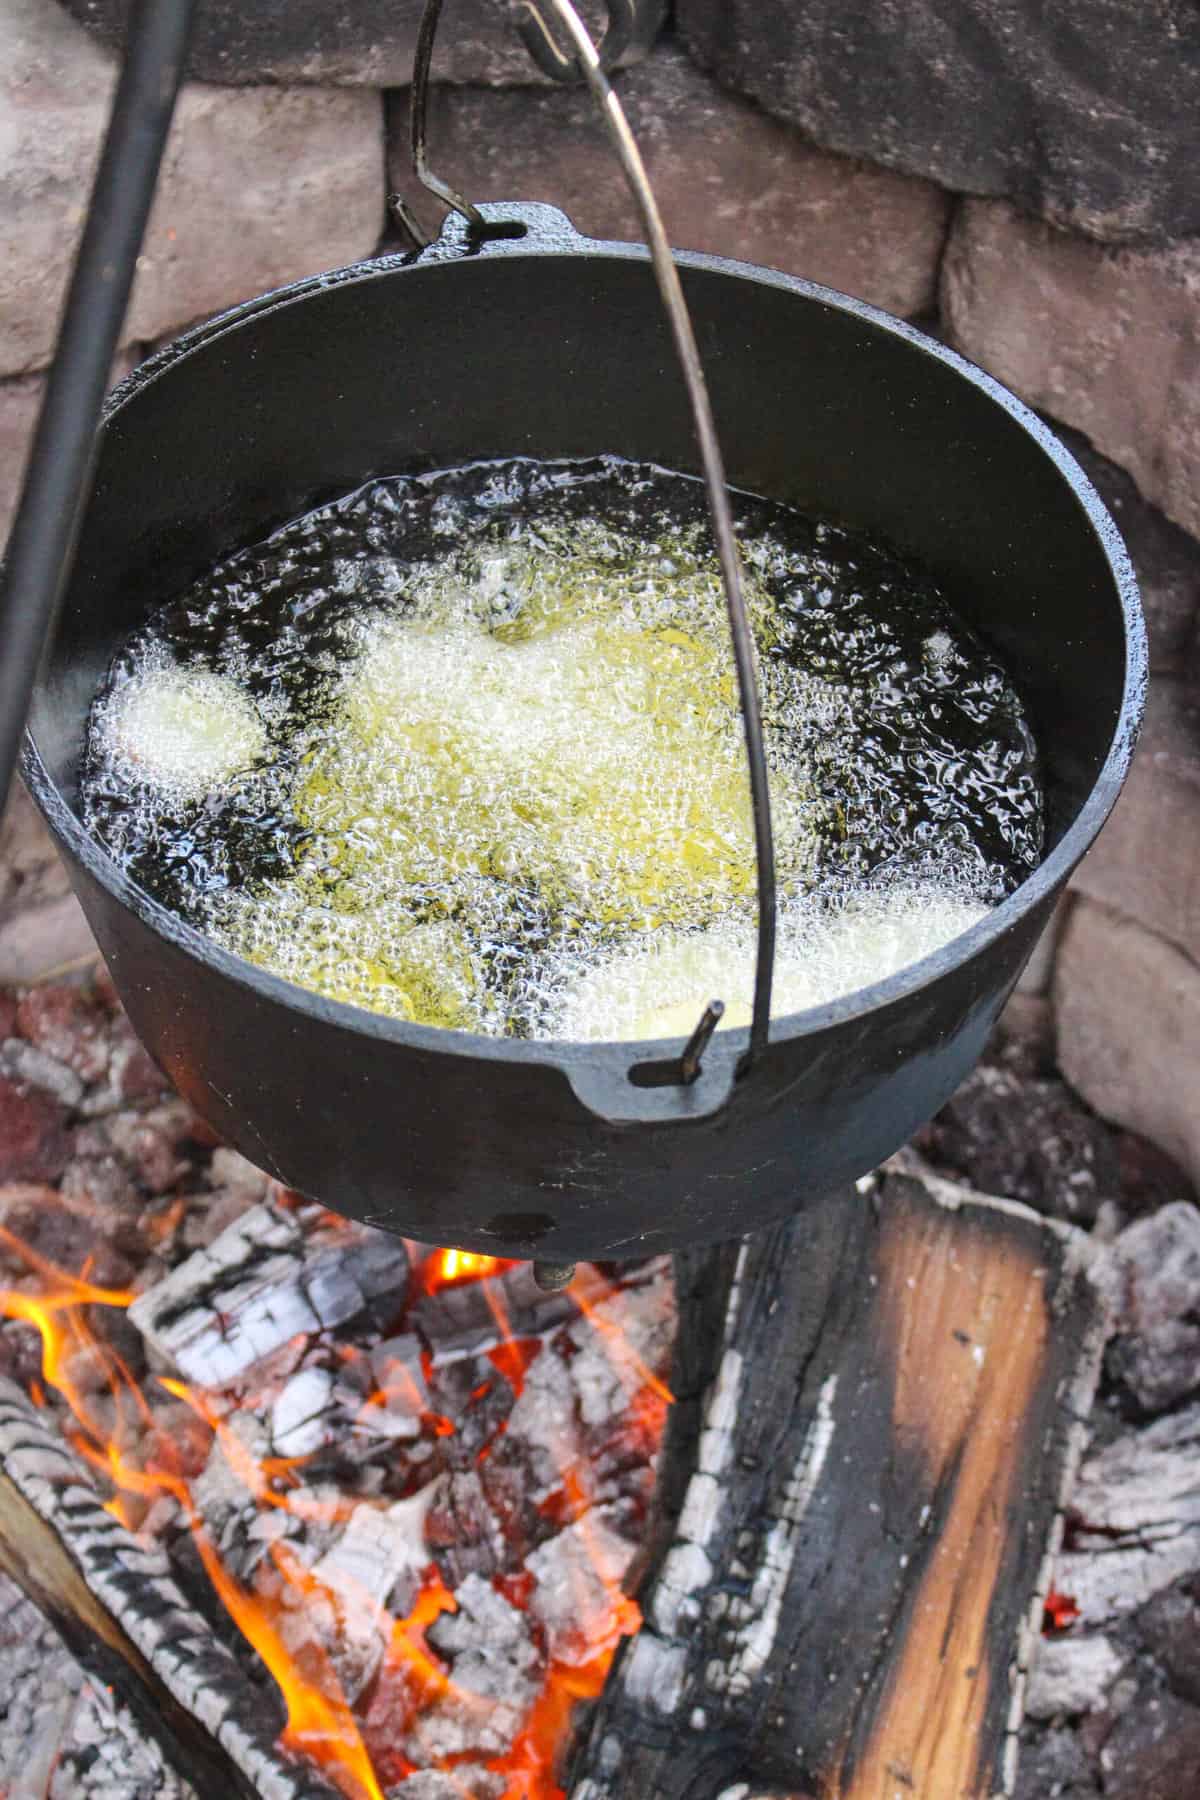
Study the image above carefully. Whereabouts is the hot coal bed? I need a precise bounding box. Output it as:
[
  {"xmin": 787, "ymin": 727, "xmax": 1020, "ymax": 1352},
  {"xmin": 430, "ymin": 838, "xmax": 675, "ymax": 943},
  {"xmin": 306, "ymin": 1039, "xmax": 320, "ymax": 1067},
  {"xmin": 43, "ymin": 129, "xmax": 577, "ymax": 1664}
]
[{"xmin": 0, "ymin": 963, "xmax": 1196, "ymax": 1800}]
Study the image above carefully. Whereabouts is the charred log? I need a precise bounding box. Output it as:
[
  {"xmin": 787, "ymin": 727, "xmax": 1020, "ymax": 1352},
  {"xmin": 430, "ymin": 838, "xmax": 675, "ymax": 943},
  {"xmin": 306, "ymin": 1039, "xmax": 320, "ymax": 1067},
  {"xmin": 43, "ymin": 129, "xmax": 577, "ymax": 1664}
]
[
  {"xmin": 0, "ymin": 1376, "xmax": 341, "ymax": 1800},
  {"xmin": 129, "ymin": 1196, "xmax": 409, "ymax": 1386},
  {"xmin": 571, "ymin": 1163, "xmax": 1109, "ymax": 1800}
]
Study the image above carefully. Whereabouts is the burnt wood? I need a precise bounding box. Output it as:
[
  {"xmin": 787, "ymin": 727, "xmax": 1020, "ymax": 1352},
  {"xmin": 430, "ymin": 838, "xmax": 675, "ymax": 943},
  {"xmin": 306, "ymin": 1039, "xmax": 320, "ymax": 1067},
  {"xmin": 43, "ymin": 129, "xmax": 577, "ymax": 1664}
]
[
  {"xmin": 570, "ymin": 1164, "xmax": 1109, "ymax": 1800},
  {"xmin": 127, "ymin": 1196, "xmax": 409, "ymax": 1386},
  {"xmin": 0, "ymin": 1376, "xmax": 341, "ymax": 1800}
]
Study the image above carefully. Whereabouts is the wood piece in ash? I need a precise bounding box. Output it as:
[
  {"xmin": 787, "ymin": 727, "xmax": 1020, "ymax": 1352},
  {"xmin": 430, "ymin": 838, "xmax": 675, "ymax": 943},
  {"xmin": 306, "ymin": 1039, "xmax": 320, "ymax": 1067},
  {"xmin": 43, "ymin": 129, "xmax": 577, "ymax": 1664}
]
[
  {"xmin": 570, "ymin": 1167, "xmax": 1109, "ymax": 1800},
  {"xmin": 1055, "ymin": 1400, "xmax": 1200, "ymax": 1627},
  {"xmin": 409, "ymin": 1260, "xmax": 579, "ymax": 1363},
  {"xmin": 0, "ymin": 1376, "xmax": 341, "ymax": 1800},
  {"xmin": 129, "ymin": 1197, "xmax": 409, "ymax": 1385}
]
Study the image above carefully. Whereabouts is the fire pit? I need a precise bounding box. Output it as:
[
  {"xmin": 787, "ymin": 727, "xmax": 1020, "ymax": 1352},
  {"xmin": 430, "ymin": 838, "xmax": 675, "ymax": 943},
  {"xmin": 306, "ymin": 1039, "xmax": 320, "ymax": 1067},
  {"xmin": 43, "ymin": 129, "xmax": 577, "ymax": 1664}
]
[
  {"xmin": 0, "ymin": 1, "xmax": 1152, "ymax": 1795},
  {"xmin": 0, "ymin": 970, "xmax": 1115, "ymax": 1799}
]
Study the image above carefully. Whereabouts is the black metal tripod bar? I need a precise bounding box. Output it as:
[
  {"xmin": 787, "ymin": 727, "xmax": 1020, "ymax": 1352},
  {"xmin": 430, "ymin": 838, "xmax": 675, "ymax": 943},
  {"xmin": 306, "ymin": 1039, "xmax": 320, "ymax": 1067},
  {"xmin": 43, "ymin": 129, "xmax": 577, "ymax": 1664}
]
[{"xmin": 0, "ymin": 0, "xmax": 197, "ymax": 812}]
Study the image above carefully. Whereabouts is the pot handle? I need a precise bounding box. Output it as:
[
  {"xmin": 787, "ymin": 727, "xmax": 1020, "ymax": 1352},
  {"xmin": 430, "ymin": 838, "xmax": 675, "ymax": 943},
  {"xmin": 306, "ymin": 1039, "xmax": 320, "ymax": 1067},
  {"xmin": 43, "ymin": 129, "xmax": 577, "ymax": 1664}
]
[
  {"xmin": 407, "ymin": 199, "xmax": 599, "ymax": 259},
  {"xmin": 562, "ymin": 1032, "xmax": 742, "ymax": 1125},
  {"xmin": 402, "ymin": 0, "xmax": 781, "ymax": 1099}
]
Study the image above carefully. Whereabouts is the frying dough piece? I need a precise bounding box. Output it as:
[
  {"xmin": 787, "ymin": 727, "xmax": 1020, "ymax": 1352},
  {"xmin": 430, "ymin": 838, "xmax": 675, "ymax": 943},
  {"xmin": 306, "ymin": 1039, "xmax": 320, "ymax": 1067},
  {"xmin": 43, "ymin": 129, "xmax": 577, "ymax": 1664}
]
[
  {"xmin": 102, "ymin": 666, "xmax": 266, "ymax": 798},
  {"xmin": 552, "ymin": 882, "xmax": 989, "ymax": 1041}
]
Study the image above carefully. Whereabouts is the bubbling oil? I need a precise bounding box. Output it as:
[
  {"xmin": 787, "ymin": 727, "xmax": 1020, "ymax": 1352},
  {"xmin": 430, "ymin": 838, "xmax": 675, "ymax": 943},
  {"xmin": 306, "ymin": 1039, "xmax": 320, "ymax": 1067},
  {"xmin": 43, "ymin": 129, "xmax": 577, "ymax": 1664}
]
[{"xmin": 80, "ymin": 457, "xmax": 1043, "ymax": 1038}]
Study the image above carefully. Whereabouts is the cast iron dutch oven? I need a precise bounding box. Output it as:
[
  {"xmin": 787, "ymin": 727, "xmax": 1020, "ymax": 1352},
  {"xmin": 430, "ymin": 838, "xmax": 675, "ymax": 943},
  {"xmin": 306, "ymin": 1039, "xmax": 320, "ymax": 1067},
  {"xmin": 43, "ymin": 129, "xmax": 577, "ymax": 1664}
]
[{"xmin": 21, "ymin": 204, "xmax": 1146, "ymax": 1262}]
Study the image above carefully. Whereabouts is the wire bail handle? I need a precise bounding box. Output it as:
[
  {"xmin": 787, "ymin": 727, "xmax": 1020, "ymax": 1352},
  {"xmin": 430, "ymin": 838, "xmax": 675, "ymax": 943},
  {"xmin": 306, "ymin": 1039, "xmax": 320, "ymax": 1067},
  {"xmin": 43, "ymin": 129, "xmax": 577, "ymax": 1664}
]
[{"xmin": 405, "ymin": 0, "xmax": 780, "ymax": 1084}]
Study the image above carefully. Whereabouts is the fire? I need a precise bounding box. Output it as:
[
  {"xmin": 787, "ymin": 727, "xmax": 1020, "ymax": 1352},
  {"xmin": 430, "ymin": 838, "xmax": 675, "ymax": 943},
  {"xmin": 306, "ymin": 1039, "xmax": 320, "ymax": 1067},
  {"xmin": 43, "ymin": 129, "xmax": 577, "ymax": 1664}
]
[
  {"xmin": 568, "ymin": 1277, "xmax": 675, "ymax": 1407},
  {"xmin": 1043, "ymin": 1587, "xmax": 1081, "ymax": 1633},
  {"xmin": 423, "ymin": 1248, "xmax": 516, "ymax": 1290},
  {"xmin": 0, "ymin": 1215, "xmax": 668, "ymax": 1800},
  {"xmin": 0, "ymin": 1222, "xmax": 384, "ymax": 1800},
  {"xmin": 501, "ymin": 1647, "xmax": 622, "ymax": 1799}
]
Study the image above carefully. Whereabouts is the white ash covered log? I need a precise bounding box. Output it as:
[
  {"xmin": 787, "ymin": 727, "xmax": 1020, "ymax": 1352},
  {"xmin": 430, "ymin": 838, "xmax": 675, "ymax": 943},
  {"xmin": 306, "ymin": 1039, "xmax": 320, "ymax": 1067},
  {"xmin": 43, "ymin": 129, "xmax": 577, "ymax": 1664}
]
[
  {"xmin": 0, "ymin": 1376, "xmax": 342, "ymax": 1800},
  {"xmin": 129, "ymin": 1196, "xmax": 408, "ymax": 1386},
  {"xmin": 570, "ymin": 1164, "xmax": 1109, "ymax": 1800}
]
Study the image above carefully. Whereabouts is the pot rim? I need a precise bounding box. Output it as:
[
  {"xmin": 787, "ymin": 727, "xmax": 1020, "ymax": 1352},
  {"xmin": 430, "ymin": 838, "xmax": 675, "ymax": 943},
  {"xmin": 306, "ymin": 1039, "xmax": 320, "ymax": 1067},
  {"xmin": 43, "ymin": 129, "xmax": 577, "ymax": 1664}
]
[{"xmin": 22, "ymin": 207, "xmax": 1147, "ymax": 1076}]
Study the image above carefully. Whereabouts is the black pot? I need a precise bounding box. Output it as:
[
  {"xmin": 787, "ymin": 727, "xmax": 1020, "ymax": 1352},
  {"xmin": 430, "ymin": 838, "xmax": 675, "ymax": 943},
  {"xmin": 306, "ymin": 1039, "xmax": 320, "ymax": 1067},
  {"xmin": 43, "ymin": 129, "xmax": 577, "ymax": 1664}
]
[{"xmin": 22, "ymin": 204, "xmax": 1145, "ymax": 1263}]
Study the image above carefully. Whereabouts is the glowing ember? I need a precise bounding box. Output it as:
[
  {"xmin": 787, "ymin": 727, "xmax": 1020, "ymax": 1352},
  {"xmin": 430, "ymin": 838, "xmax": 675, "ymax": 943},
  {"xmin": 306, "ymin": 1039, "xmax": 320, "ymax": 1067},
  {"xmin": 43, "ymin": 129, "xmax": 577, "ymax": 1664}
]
[
  {"xmin": 0, "ymin": 1202, "xmax": 670, "ymax": 1800},
  {"xmin": 424, "ymin": 1249, "xmax": 517, "ymax": 1292},
  {"xmin": 1043, "ymin": 1588, "xmax": 1081, "ymax": 1633}
]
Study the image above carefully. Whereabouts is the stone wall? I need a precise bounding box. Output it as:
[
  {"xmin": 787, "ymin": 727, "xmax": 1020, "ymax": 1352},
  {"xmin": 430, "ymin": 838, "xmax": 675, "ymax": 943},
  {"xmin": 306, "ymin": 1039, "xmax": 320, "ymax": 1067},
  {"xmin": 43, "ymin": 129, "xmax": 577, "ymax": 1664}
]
[{"xmin": 2, "ymin": 0, "xmax": 1196, "ymax": 1176}]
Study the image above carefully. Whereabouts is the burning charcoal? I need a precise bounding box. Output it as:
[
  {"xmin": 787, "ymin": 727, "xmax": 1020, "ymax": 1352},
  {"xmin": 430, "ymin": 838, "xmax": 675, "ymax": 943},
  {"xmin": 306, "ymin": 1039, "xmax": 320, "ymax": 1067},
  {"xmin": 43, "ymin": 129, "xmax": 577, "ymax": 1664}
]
[
  {"xmin": 182, "ymin": 1185, "xmax": 264, "ymax": 1253},
  {"xmin": 56, "ymin": 1337, "xmax": 118, "ymax": 1400},
  {"xmin": 1057, "ymin": 1403, "xmax": 1200, "ymax": 1626},
  {"xmin": 1, "ymin": 1038, "xmax": 85, "ymax": 1110},
  {"xmin": 401, "ymin": 1572, "xmax": 542, "ymax": 1767},
  {"xmin": 0, "ymin": 1183, "xmax": 135, "ymax": 1288},
  {"xmin": 193, "ymin": 1410, "xmax": 272, "ymax": 1569},
  {"xmin": 353, "ymin": 1404, "xmax": 424, "ymax": 1448},
  {"xmin": 73, "ymin": 1014, "xmax": 170, "ymax": 1118},
  {"xmin": 183, "ymin": 1153, "xmax": 272, "ymax": 1250},
  {"xmin": 305, "ymin": 1484, "xmax": 441, "ymax": 1701},
  {"xmin": 1098, "ymin": 1688, "xmax": 1200, "ymax": 1800},
  {"xmin": 1025, "ymin": 1635, "xmax": 1125, "ymax": 1720},
  {"xmin": 271, "ymin": 1365, "xmax": 340, "ymax": 1458},
  {"xmin": 245, "ymin": 1508, "xmax": 292, "ymax": 1547},
  {"xmin": 15, "ymin": 983, "xmax": 111, "ymax": 1085},
  {"xmin": 426, "ymin": 1468, "xmax": 506, "ymax": 1585},
  {"xmin": 503, "ymin": 1342, "xmax": 583, "ymax": 1502},
  {"xmin": 411, "ymin": 1262, "xmax": 577, "ymax": 1365},
  {"xmin": 139, "ymin": 1494, "xmax": 182, "ymax": 1541},
  {"xmin": 371, "ymin": 1333, "xmax": 429, "ymax": 1409},
  {"xmin": 424, "ymin": 1353, "xmax": 517, "ymax": 1465},
  {"xmin": 108, "ymin": 1020, "xmax": 170, "ymax": 1107},
  {"xmin": 59, "ymin": 1151, "xmax": 141, "ymax": 1218},
  {"xmin": 129, "ymin": 1198, "xmax": 408, "ymax": 1386},
  {"xmin": 208, "ymin": 1146, "xmax": 270, "ymax": 1202},
  {"xmin": 357, "ymin": 1333, "xmax": 428, "ymax": 1444},
  {"xmin": 0, "ymin": 1319, "xmax": 44, "ymax": 1386},
  {"xmin": 391, "ymin": 1774, "xmax": 504, "ymax": 1800},
  {"xmin": 103, "ymin": 1102, "xmax": 194, "ymax": 1194},
  {"xmin": 1014, "ymin": 1725, "xmax": 1101, "ymax": 1800},
  {"xmin": 1105, "ymin": 1202, "xmax": 1200, "ymax": 1410},
  {"xmin": 425, "ymin": 1570, "xmax": 541, "ymax": 1690},
  {"xmin": 525, "ymin": 1506, "xmax": 638, "ymax": 1664},
  {"xmin": 477, "ymin": 1445, "xmax": 542, "ymax": 1566},
  {"xmin": 1136, "ymin": 1575, "xmax": 1200, "ymax": 1706},
  {"xmin": 567, "ymin": 1264, "xmax": 674, "ymax": 1428},
  {"xmin": 0, "ymin": 1071, "xmax": 71, "ymax": 1183}
]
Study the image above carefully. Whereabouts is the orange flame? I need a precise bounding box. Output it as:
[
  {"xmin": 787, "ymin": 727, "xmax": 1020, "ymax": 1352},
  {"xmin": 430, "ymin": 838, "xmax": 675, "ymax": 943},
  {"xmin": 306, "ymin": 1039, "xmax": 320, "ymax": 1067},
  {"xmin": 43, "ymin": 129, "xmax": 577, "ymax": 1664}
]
[
  {"xmin": 423, "ymin": 1249, "xmax": 516, "ymax": 1292},
  {"xmin": 498, "ymin": 1646, "xmax": 627, "ymax": 1799},
  {"xmin": 568, "ymin": 1276, "xmax": 675, "ymax": 1406},
  {"xmin": 0, "ymin": 1211, "xmax": 672, "ymax": 1800},
  {"xmin": 0, "ymin": 1221, "xmax": 383, "ymax": 1800}
]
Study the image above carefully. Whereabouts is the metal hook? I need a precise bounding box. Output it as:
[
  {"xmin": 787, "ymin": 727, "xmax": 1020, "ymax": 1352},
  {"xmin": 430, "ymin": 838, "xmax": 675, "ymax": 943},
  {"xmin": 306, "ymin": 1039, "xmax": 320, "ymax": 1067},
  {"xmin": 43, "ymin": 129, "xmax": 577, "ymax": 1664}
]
[
  {"xmin": 526, "ymin": 0, "xmax": 778, "ymax": 1076},
  {"xmin": 409, "ymin": 0, "xmax": 484, "ymax": 231},
  {"xmin": 405, "ymin": 0, "xmax": 779, "ymax": 1079},
  {"xmin": 406, "ymin": 1, "xmax": 658, "ymax": 225},
  {"xmin": 517, "ymin": 0, "xmax": 638, "ymax": 83},
  {"xmin": 680, "ymin": 1000, "xmax": 726, "ymax": 1085}
]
